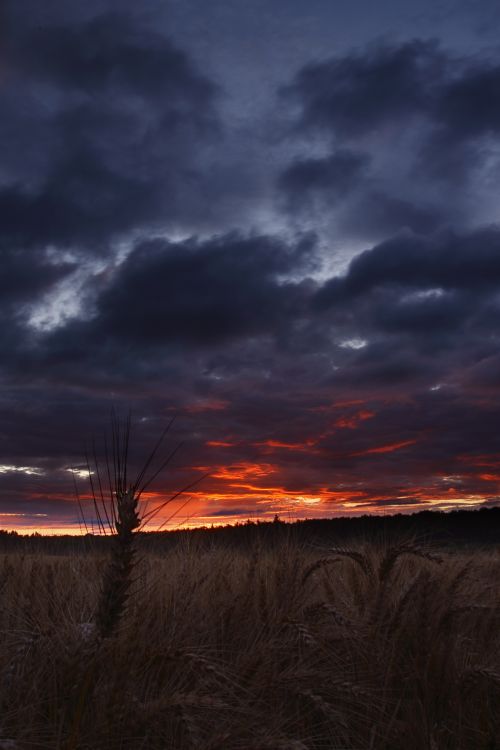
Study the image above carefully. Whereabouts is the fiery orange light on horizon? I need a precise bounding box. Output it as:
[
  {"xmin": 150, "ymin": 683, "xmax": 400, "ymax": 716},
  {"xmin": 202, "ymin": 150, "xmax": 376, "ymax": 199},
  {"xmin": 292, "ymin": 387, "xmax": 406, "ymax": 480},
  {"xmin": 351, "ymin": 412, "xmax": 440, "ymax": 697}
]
[
  {"xmin": 5, "ymin": 481, "xmax": 498, "ymax": 536},
  {"xmin": 5, "ymin": 427, "xmax": 500, "ymax": 535}
]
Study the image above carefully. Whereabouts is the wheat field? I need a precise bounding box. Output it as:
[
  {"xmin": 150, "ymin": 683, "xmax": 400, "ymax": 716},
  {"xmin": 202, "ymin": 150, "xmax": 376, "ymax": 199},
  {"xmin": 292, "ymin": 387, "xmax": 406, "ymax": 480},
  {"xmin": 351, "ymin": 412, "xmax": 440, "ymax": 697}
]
[{"xmin": 0, "ymin": 535, "xmax": 499, "ymax": 750}]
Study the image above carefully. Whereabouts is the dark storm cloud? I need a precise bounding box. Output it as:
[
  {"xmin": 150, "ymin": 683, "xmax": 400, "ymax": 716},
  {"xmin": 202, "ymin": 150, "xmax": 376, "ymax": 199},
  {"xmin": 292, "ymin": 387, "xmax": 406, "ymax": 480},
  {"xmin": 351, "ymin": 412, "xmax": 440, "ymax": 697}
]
[
  {"xmin": 278, "ymin": 40, "xmax": 500, "ymax": 236},
  {"xmin": 303, "ymin": 226, "xmax": 500, "ymax": 394},
  {"xmin": 366, "ymin": 288, "xmax": 471, "ymax": 337},
  {"xmin": 283, "ymin": 40, "xmax": 444, "ymax": 138},
  {"xmin": 17, "ymin": 13, "xmax": 212, "ymax": 99},
  {"xmin": 432, "ymin": 63, "xmax": 500, "ymax": 140},
  {"xmin": 278, "ymin": 150, "xmax": 370, "ymax": 209},
  {"xmin": 278, "ymin": 148, "xmax": 443, "ymax": 238},
  {"xmin": 316, "ymin": 227, "xmax": 500, "ymax": 306},
  {"xmin": 15, "ymin": 224, "xmax": 500, "ymax": 402},
  {"xmin": 333, "ymin": 344, "xmax": 437, "ymax": 389},
  {"xmin": 0, "ymin": 250, "xmax": 74, "ymax": 309},
  {"xmin": 284, "ymin": 38, "xmax": 500, "ymax": 148},
  {"xmin": 0, "ymin": 248, "xmax": 75, "ymax": 361},
  {"xmin": 337, "ymin": 193, "xmax": 442, "ymax": 239},
  {"xmin": 0, "ymin": 7, "xmax": 218, "ymax": 253},
  {"xmin": 42, "ymin": 232, "xmax": 317, "ymax": 360},
  {"xmin": 422, "ymin": 62, "xmax": 500, "ymax": 179}
]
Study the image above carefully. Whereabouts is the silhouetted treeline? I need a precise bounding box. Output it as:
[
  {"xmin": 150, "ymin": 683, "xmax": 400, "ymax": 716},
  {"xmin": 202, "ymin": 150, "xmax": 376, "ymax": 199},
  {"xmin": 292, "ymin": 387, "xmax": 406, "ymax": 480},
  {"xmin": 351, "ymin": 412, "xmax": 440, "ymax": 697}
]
[{"xmin": 1, "ymin": 505, "xmax": 499, "ymax": 555}]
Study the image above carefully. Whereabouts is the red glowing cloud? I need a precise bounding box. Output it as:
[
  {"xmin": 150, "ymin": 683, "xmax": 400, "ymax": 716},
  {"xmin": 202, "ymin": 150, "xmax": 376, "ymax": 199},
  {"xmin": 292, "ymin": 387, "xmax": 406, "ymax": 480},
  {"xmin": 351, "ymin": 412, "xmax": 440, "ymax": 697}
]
[
  {"xmin": 3, "ymin": 392, "xmax": 500, "ymax": 535},
  {"xmin": 352, "ymin": 439, "xmax": 417, "ymax": 456},
  {"xmin": 334, "ymin": 410, "xmax": 375, "ymax": 429},
  {"xmin": 254, "ymin": 439, "xmax": 318, "ymax": 453}
]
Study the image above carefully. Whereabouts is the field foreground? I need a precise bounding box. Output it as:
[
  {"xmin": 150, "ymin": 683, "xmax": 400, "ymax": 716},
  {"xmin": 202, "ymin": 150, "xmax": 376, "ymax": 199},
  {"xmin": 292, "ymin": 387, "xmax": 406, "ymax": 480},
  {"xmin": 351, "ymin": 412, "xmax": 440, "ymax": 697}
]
[{"xmin": 1, "ymin": 536, "xmax": 499, "ymax": 749}]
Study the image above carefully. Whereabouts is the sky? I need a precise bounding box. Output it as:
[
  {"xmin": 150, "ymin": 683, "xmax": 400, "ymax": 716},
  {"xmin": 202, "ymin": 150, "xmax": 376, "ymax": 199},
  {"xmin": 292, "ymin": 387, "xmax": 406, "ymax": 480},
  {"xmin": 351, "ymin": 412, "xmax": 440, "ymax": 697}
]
[{"xmin": 2, "ymin": 0, "xmax": 500, "ymax": 533}]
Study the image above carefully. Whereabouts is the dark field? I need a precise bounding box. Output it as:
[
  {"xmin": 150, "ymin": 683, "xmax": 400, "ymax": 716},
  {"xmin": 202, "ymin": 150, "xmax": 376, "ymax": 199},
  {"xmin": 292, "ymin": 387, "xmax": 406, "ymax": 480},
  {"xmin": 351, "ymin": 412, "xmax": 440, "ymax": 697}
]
[{"xmin": 1, "ymin": 511, "xmax": 499, "ymax": 750}]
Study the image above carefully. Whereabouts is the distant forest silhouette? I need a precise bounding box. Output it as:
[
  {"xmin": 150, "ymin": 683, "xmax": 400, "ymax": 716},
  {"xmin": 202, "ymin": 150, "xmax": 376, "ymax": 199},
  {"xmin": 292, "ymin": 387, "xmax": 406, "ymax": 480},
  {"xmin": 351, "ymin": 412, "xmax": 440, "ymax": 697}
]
[{"xmin": 1, "ymin": 505, "xmax": 499, "ymax": 553}]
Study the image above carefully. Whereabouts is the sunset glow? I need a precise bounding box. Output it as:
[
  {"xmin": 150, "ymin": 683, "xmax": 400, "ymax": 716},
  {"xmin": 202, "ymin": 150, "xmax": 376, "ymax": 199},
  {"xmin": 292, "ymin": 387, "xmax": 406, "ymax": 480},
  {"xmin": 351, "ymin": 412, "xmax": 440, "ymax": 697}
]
[{"xmin": 1, "ymin": 1, "xmax": 500, "ymax": 533}]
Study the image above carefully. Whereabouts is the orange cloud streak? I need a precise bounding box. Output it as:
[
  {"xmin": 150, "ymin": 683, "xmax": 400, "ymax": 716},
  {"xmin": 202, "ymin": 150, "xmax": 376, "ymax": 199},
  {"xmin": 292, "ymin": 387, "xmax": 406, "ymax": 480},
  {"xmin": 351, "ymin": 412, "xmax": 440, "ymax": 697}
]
[
  {"xmin": 255, "ymin": 439, "xmax": 318, "ymax": 453},
  {"xmin": 352, "ymin": 439, "xmax": 417, "ymax": 456},
  {"xmin": 458, "ymin": 453, "xmax": 500, "ymax": 468},
  {"xmin": 335, "ymin": 410, "xmax": 375, "ymax": 429},
  {"xmin": 211, "ymin": 463, "xmax": 276, "ymax": 481}
]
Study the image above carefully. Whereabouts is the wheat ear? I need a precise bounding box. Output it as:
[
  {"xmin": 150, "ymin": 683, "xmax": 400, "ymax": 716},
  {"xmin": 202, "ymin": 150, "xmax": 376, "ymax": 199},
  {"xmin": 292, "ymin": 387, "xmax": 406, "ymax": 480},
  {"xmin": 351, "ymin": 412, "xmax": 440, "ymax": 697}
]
[{"xmin": 95, "ymin": 487, "xmax": 140, "ymax": 640}]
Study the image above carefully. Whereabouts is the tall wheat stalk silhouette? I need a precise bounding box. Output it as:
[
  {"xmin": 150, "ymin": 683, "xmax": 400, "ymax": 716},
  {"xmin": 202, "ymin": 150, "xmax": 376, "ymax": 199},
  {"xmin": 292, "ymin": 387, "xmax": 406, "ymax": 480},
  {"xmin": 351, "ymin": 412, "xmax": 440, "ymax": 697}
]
[
  {"xmin": 66, "ymin": 413, "xmax": 204, "ymax": 750},
  {"xmin": 84, "ymin": 412, "xmax": 204, "ymax": 639}
]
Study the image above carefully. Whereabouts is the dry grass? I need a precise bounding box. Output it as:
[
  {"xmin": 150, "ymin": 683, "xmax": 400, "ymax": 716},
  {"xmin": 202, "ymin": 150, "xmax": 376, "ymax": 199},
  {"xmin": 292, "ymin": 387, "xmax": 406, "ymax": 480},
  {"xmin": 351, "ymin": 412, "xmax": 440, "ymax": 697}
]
[{"xmin": 0, "ymin": 537, "xmax": 499, "ymax": 749}]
